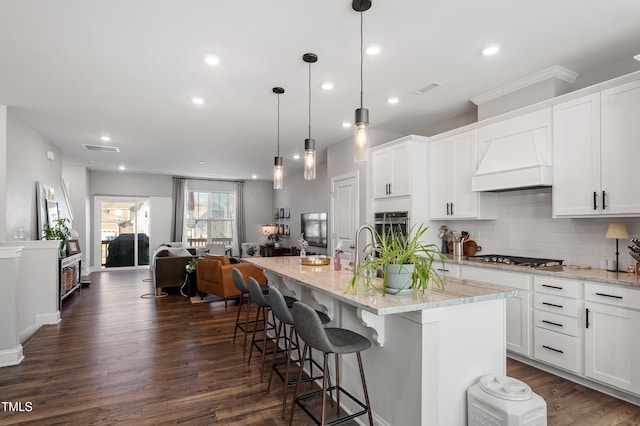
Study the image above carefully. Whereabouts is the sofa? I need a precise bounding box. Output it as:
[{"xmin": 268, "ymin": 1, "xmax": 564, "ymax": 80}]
[
  {"xmin": 196, "ymin": 254, "xmax": 266, "ymax": 308},
  {"xmin": 152, "ymin": 245, "xmax": 195, "ymax": 296}
]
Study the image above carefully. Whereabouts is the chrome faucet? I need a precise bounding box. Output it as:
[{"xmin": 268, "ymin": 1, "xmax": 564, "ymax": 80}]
[{"xmin": 354, "ymin": 224, "xmax": 376, "ymax": 276}]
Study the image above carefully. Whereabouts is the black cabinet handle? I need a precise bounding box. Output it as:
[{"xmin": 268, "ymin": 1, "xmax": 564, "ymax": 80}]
[
  {"xmin": 593, "ymin": 191, "xmax": 598, "ymax": 210},
  {"xmin": 542, "ymin": 284, "xmax": 563, "ymax": 290},
  {"xmin": 446, "ymin": 203, "xmax": 450, "ymax": 216},
  {"xmin": 437, "ymin": 268, "xmax": 449, "ymax": 273},
  {"xmin": 586, "ymin": 308, "xmax": 590, "ymax": 328},
  {"xmin": 542, "ymin": 320, "xmax": 563, "ymax": 327},
  {"xmin": 389, "ymin": 183, "xmax": 392, "ymax": 194},
  {"xmin": 542, "ymin": 345, "xmax": 564, "ymax": 354},
  {"xmin": 451, "ymin": 203, "xmax": 454, "ymax": 215},
  {"xmin": 542, "ymin": 302, "xmax": 563, "ymax": 309},
  {"xmin": 595, "ymin": 292, "xmax": 622, "ymax": 300},
  {"xmin": 602, "ymin": 190, "xmax": 606, "ymax": 210}
]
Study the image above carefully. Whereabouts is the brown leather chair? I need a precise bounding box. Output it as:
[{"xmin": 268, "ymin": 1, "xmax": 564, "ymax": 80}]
[{"xmin": 196, "ymin": 255, "xmax": 266, "ymax": 308}]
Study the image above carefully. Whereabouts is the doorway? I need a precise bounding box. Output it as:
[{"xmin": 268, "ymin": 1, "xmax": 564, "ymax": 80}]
[
  {"xmin": 94, "ymin": 196, "xmax": 151, "ymax": 269},
  {"xmin": 330, "ymin": 172, "xmax": 359, "ymax": 263}
]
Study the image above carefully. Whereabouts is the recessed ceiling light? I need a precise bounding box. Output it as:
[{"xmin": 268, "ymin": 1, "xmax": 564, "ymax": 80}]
[
  {"xmin": 321, "ymin": 82, "xmax": 334, "ymax": 90},
  {"xmin": 634, "ymin": 53, "xmax": 640, "ymax": 62},
  {"xmin": 118, "ymin": 165, "xmax": 126, "ymax": 171},
  {"xmin": 366, "ymin": 44, "xmax": 381, "ymax": 56},
  {"xmin": 203, "ymin": 55, "xmax": 220, "ymax": 66},
  {"xmin": 342, "ymin": 122, "xmax": 351, "ymax": 128},
  {"xmin": 191, "ymin": 97, "xmax": 204, "ymax": 105},
  {"xmin": 89, "ymin": 160, "xmax": 95, "ymax": 164},
  {"xmin": 199, "ymin": 161, "xmax": 205, "ymax": 164},
  {"xmin": 251, "ymin": 174, "xmax": 257, "ymax": 179},
  {"xmin": 293, "ymin": 154, "xmax": 301, "ymax": 160},
  {"xmin": 482, "ymin": 44, "xmax": 500, "ymax": 56},
  {"xmin": 100, "ymin": 135, "xmax": 111, "ymax": 142},
  {"xmin": 387, "ymin": 96, "xmax": 399, "ymax": 104}
]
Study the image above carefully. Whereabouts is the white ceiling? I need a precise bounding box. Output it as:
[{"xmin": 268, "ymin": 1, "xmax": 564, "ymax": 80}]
[{"xmin": 1, "ymin": 0, "xmax": 639, "ymax": 181}]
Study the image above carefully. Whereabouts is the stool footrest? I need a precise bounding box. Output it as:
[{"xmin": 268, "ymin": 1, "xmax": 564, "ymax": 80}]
[{"xmin": 295, "ymin": 385, "xmax": 369, "ymax": 426}]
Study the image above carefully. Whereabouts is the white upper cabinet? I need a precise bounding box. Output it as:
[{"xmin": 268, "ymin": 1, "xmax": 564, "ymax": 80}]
[
  {"xmin": 429, "ymin": 130, "xmax": 496, "ymax": 220},
  {"xmin": 553, "ymin": 79, "xmax": 640, "ymax": 217},
  {"xmin": 371, "ymin": 140, "xmax": 411, "ymax": 199}
]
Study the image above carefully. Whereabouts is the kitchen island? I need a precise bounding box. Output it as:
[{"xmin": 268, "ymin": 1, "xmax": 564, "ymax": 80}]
[{"xmin": 244, "ymin": 256, "xmax": 518, "ymax": 426}]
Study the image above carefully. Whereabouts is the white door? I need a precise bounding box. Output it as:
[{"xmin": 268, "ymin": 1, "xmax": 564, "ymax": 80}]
[{"xmin": 331, "ymin": 172, "xmax": 359, "ymax": 263}]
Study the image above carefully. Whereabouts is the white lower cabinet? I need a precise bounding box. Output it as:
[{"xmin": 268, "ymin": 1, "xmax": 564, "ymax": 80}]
[
  {"xmin": 532, "ymin": 276, "xmax": 583, "ymax": 374},
  {"xmin": 585, "ymin": 283, "xmax": 640, "ymax": 393},
  {"xmin": 461, "ymin": 266, "xmax": 531, "ymax": 356}
]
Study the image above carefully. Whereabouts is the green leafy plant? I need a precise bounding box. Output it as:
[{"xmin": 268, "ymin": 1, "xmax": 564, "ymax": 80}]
[
  {"xmin": 185, "ymin": 257, "xmax": 198, "ymax": 273},
  {"xmin": 346, "ymin": 223, "xmax": 446, "ymax": 295},
  {"xmin": 43, "ymin": 218, "xmax": 71, "ymax": 251}
]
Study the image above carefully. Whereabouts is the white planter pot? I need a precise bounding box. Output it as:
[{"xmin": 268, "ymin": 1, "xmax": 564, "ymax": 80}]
[{"xmin": 385, "ymin": 263, "xmax": 414, "ymax": 294}]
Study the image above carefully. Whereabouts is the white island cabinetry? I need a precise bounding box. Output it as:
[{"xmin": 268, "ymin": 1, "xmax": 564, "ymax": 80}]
[{"xmin": 246, "ymin": 256, "xmax": 515, "ymax": 426}]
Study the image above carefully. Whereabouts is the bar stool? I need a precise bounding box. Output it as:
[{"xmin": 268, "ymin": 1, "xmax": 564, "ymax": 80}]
[
  {"xmin": 231, "ymin": 268, "xmax": 254, "ymax": 357},
  {"xmin": 290, "ymin": 301, "xmax": 373, "ymax": 426},
  {"xmin": 247, "ymin": 276, "xmax": 280, "ymax": 382},
  {"xmin": 267, "ymin": 286, "xmax": 330, "ymax": 418}
]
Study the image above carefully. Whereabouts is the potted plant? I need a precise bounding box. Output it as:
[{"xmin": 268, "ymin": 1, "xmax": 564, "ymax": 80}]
[
  {"xmin": 43, "ymin": 217, "xmax": 71, "ymax": 256},
  {"xmin": 267, "ymin": 232, "xmax": 281, "ymax": 248},
  {"xmin": 346, "ymin": 223, "xmax": 446, "ymax": 295}
]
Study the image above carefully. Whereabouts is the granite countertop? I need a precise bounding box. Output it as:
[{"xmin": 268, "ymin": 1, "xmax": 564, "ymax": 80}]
[
  {"xmin": 244, "ymin": 256, "xmax": 518, "ymax": 316},
  {"xmin": 444, "ymin": 255, "xmax": 640, "ymax": 288}
]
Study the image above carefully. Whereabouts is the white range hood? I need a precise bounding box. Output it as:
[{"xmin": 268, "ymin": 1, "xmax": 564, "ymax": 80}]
[{"xmin": 472, "ymin": 108, "xmax": 553, "ymax": 192}]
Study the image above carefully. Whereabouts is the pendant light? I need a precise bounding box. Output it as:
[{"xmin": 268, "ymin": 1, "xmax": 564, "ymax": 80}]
[
  {"xmin": 303, "ymin": 53, "xmax": 318, "ymax": 180},
  {"xmin": 353, "ymin": 0, "xmax": 372, "ymax": 163},
  {"xmin": 272, "ymin": 87, "xmax": 285, "ymax": 189}
]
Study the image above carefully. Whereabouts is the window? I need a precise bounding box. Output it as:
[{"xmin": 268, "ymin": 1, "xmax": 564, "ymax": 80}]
[{"xmin": 185, "ymin": 190, "xmax": 236, "ymax": 247}]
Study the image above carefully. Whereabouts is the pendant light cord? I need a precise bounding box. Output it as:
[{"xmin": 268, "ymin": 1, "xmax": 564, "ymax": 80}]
[
  {"xmin": 308, "ymin": 62, "xmax": 312, "ymax": 139},
  {"xmin": 277, "ymin": 93, "xmax": 280, "ymax": 157},
  {"xmin": 360, "ymin": 10, "xmax": 364, "ymax": 109}
]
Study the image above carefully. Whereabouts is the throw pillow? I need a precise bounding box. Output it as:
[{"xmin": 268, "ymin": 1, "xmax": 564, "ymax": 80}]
[{"xmin": 166, "ymin": 247, "xmax": 193, "ymax": 257}]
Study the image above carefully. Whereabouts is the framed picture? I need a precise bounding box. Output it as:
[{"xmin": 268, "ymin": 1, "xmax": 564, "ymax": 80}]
[
  {"xmin": 284, "ymin": 207, "xmax": 290, "ymax": 218},
  {"xmin": 285, "ymin": 224, "xmax": 290, "ymax": 236},
  {"xmin": 274, "ymin": 208, "xmax": 280, "ymax": 220},
  {"xmin": 279, "ymin": 224, "xmax": 284, "ymax": 235},
  {"xmin": 66, "ymin": 239, "xmax": 81, "ymax": 255},
  {"xmin": 279, "ymin": 208, "xmax": 284, "ymax": 218},
  {"xmin": 46, "ymin": 200, "xmax": 59, "ymax": 227}
]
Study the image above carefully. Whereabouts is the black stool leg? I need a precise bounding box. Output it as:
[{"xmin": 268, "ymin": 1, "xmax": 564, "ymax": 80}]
[
  {"xmin": 232, "ymin": 293, "xmax": 244, "ymax": 344},
  {"xmin": 357, "ymin": 351, "xmax": 374, "ymax": 426},
  {"xmin": 335, "ymin": 353, "xmax": 340, "ymax": 416},
  {"xmin": 267, "ymin": 320, "xmax": 284, "ymax": 393},
  {"xmin": 248, "ymin": 305, "xmax": 263, "ymax": 365},
  {"xmin": 289, "ymin": 344, "xmax": 309, "ymax": 426}
]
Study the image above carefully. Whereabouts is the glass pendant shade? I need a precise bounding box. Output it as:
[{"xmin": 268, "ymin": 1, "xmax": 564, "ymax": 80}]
[
  {"xmin": 273, "ymin": 156, "xmax": 283, "ymax": 189},
  {"xmin": 304, "ymin": 138, "xmax": 316, "ymax": 180},
  {"xmin": 354, "ymin": 107, "xmax": 369, "ymax": 163}
]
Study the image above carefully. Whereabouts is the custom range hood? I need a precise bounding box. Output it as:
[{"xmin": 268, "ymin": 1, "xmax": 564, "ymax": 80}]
[{"xmin": 472, "ymin": 108, "xmax": 553, "ymax": 192}]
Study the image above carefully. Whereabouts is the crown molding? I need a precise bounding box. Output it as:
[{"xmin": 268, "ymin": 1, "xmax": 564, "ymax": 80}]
[{"xmin": 471, "ymin": 65, "xmax": 579, "ymax": 106}]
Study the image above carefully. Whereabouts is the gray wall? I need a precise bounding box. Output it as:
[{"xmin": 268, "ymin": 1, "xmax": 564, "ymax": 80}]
[
  {"xmin": 62, "ymin": 166, "xmax": 91, "ymax": 275},
  {"xmin": 0, "ymin": 106, "xmax": 6, "ymax": 241},
  {"xmin": 90, "ymin": 171, "xmax": 173, "ymax": 198},
  {"xmin": 243, "ymin": 180, "xmax": 274, "ymax": 245},
  {"xmin": 6, "ymin": 109, "xmax": 65, "ymax": 241},
  {"xmin": 272, "ymin": 163, "xmax": 330, "ymax": 255}
]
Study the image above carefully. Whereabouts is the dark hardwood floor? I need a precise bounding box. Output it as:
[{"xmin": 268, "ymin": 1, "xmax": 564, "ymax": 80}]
[{"xmin": 1, "ymin": 269, "xmax": 639, "ymax": 425}]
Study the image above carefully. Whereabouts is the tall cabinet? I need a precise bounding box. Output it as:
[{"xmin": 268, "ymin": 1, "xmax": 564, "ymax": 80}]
[{"xmin": 553, "ymin": 79, "xmax": 640, "ymax": 217}]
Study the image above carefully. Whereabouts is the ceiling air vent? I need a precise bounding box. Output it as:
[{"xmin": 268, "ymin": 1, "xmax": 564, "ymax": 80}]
[
  {"xmin": 415, "ymin": 82, "xmax": 441, "ymax": 95},
  {"xmin": 82, "ymin": 144, "xmax": 120, "ymax": 152}
]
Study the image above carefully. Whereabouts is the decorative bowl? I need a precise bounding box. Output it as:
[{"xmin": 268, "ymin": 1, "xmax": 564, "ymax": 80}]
[{"xmin": 300, "ymin": 256, "xmax": 330, "ymax": 266}]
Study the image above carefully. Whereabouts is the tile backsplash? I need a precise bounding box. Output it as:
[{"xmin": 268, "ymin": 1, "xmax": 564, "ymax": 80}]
[{"xmin": 434, "ymin": 188, "xmax": 640, "ymax": 270}]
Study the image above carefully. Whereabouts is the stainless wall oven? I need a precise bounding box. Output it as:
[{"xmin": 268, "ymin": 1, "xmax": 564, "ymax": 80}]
[{"xmin": 373, "ymin": 211, "xmax": 409, "ymax": 239}]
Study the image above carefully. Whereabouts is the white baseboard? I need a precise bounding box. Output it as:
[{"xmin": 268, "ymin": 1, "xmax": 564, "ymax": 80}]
[
  {"xmin": 0, "ymin": 345, "xmax": 24, "ymax": 367},
  {"xmin": 36, "ymin": 311, "xmax": 61, "ymax": 326}
]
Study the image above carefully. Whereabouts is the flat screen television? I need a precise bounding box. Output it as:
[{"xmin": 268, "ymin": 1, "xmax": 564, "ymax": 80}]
[{"xmin": 301, "ymin": 212, "xmax": 327, "ymax": 248}]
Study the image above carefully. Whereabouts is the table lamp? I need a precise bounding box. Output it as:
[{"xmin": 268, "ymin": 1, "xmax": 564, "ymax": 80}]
[{"xmin": 606, "ymin": 223, "xmax": 629, "ymax": 272}]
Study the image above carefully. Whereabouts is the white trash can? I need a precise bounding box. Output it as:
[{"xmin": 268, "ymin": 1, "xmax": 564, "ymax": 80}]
[{"xmin": 468, "ymin": 375, "xmax": 547, "ymax": 426}]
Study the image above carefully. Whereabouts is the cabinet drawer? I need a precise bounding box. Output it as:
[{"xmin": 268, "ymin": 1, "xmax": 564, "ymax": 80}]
[
  {"xmin": 534, "ymin": 293, "xmax": 579, "ymax": 317},
  {"xmin": 585, "ymin": 283, "xmax": 640, "ymax": 310},
  {"xmin": 461, "ymin": 266, "xmax": 531, "ymax": 291},
  {"xmin": 534, "ymin": 327, "xmax": 580, "ymax": 373},
  {"xmin": 437, "ymin": 264, "xmax": 460, "ymax": 279},
  {"xmin": 534, "ymin": 309, "xmax": 579, "ymax": 337},
  {"xmin": 534, "ymin": 276, "xmax": 581, "ymax": 298}
]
